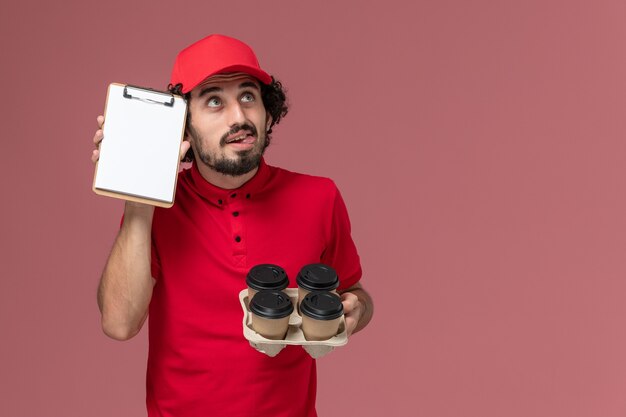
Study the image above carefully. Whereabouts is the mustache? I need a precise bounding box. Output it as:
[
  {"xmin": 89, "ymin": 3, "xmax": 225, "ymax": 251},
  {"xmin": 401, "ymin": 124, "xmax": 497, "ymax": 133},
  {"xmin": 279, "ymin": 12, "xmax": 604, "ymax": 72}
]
[{"xmin": 219, "ymin": 123, "xmax": 258, "ymax": 146}]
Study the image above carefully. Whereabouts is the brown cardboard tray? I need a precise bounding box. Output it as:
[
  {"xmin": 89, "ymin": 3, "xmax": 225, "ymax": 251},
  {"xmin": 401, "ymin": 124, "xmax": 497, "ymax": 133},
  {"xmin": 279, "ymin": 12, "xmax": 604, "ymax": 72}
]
[{"xmin": 239, "ymin": 288, "xmax": 348, "ymax": 358}]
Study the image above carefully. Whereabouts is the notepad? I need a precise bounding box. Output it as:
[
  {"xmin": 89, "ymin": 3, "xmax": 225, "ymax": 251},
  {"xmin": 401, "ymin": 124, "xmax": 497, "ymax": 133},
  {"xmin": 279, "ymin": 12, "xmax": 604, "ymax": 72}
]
[{"xmin": 93, "ymin": 83, "xmax": 187, "ymax": 207}]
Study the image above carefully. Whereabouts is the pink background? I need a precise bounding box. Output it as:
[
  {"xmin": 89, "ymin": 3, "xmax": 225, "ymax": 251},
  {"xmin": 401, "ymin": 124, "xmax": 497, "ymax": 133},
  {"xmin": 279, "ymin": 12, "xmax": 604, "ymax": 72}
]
[{"xmin": 2, "ymin": 1, "xmax": 626, "ymax": 416}]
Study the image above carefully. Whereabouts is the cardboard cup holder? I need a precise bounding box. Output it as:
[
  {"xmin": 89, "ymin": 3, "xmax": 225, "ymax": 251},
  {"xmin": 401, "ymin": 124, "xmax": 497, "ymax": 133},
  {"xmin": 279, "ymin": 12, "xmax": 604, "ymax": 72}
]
[{"xmin": 239, "ymin": 288, "xmax": 348, "ymax": 358}]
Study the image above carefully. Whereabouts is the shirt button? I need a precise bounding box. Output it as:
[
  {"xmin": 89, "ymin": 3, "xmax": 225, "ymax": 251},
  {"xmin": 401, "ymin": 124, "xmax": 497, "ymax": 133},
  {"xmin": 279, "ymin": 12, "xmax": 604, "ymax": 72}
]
[
  {"xmin": 246, "ymin": 193, "xmax": 251, "ymax": 199},
  {"xmin": 232, "ymin": 211, "xmax": 239, "ymax": 217},
  {"xmin": 231, "ymin": 193, "xmax": 237, "ymax": 198},
  {"xmin": 218, "ymin": 199, "xmax": 223, "ymax": 205},
  {"xmin": 235, "ymin": 236, "xmax": 241, "ymax": 242}
]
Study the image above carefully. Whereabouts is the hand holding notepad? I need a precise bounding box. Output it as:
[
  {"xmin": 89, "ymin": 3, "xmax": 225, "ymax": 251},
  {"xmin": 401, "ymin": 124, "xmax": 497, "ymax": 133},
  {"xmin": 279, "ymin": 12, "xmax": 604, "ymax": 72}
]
[{"xmin": 92, "ymin": 83, "xmax": 189, "ymax": 208}]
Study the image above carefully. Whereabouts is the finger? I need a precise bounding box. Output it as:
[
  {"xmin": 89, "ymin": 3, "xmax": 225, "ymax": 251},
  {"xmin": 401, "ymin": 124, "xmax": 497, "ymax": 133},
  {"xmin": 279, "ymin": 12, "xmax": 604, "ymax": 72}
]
[
  {"xmin": 179, "ymin": 140, "xmax": 191, "ymax": 161},
  {"xmin": 91, "ymin": 149, "xmax": 100, "ymax": 163},
  {"xmin": 97, "ymin": 115, "xmax": 104, "ymax": 129},
  {"xmin": 341, "ymin": 293, "xmax": 359, "ymax": 313},
  {"xmin": 344, "ymin": 315, "xmax": 358, "ymax": 337},
  {"xmin": 93, "ymin": 129, "xmax": 103, "ymax": 145},
  {"xmin": 344, "ymin": 302, "xmax": 362, "ymax": 321},
  {"xmin": 343, "ymin": 301, "xmax": 362, "ymax": 337}
]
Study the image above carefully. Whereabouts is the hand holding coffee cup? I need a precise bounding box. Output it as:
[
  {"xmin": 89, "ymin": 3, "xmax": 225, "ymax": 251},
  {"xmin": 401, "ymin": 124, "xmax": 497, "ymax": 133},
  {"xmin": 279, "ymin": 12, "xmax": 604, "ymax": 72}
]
[{"xmin": 339, "ymin": 291, "xmax": 363, "ymax": 337}]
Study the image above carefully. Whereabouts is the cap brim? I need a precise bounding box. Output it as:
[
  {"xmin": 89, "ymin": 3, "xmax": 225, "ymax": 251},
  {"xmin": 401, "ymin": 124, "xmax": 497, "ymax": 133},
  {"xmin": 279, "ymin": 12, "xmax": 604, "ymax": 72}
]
[{"xmin": 182, "ymin": 65, "xmax": 272, "ymax": 93}]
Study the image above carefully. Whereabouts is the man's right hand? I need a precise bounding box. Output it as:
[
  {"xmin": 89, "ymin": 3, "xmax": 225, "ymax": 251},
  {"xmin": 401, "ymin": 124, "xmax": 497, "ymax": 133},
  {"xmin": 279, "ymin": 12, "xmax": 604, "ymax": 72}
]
[
  {"xmin": 91, "ymin": 115, "xmax": 105, "ymax": 163},
  {"xmin": 93, "ymin": 112, "xmax": 170, "ymax": 339}
]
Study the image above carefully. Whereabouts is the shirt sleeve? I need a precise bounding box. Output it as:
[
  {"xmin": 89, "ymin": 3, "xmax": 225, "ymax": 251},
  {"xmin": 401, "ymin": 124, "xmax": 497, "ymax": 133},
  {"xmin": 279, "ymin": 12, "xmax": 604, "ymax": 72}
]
[{"xmin": 321, "ymin": 184, "xmax": 362, "ymax": 291}]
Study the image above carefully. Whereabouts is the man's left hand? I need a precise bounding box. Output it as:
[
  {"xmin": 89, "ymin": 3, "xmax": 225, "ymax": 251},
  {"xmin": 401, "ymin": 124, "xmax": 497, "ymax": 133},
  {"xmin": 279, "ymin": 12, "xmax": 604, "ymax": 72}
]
[{"xmin": 340, "ymin": 292, "xmax": 363, "ymax": 337}]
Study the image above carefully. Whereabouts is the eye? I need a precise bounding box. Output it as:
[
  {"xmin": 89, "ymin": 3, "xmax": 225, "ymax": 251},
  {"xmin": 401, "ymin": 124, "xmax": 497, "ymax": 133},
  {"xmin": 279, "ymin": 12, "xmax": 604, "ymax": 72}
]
[
  {"xmin": 240, "ymin": 92, "xmax": 255, "ymax": 103},
  {"xmin": 207, "ymin": 97, "xmax": 221, "ymax": 108}
]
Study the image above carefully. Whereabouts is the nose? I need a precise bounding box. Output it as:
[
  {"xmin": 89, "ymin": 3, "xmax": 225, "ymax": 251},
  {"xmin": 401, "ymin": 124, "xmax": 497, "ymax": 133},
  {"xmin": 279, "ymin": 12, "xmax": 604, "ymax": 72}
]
[{"xmin": 226, "ymin": 101, "xmax": 246, "ymax": 126}]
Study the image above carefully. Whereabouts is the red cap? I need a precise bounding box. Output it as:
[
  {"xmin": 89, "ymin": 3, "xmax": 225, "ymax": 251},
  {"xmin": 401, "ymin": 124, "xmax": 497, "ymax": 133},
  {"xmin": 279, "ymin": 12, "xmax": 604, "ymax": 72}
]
[{"xmin": 170, "ymin": 34, "xmax": 272, "ymax": 94}]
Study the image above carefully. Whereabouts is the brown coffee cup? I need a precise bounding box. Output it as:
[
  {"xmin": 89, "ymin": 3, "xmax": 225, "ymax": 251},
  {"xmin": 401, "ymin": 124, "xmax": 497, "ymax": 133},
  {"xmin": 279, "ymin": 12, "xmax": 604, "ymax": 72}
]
[
  {"xmin": 296, "ymin": 264, "xmax": 340, "ymax": 307},
  {"xmin": 249, "ymin": 290, "xmax": 294, "ymax": 340},
  {"xmin": 300, "ymin": 291, "xmax": 344, "ymax": 341},
  {"xmin": 246, "ymin": 264, "xmax": 289, "ymax": 299}
]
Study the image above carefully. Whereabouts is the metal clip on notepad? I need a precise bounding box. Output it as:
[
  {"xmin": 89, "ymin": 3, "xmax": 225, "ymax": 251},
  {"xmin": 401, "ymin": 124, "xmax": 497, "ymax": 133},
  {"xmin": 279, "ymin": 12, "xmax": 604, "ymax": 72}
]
[{"xmin": 123, "ymin": 85, "xmax": 175, "ymax": 107}]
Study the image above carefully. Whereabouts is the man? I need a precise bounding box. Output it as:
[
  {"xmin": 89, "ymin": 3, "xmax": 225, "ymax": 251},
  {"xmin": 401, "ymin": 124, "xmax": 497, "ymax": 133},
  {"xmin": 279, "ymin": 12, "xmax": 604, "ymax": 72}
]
[{"xmin": 92, "ymin": 34, "xmax": 373, "ymax": 417}]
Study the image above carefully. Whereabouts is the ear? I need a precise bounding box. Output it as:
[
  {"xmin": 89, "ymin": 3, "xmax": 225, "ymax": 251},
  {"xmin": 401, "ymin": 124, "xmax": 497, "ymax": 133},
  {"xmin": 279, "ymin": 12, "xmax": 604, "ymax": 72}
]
[{"xmin": 265, "ymin": 113, "xmax": 273, "ymax": 131}]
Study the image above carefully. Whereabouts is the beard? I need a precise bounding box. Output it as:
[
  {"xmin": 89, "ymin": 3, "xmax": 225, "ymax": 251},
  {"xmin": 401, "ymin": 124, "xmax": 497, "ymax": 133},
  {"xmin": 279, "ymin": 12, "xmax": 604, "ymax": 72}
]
[{"xmin": 188, "ymin": 121, "xmax": 268, "ymax": 177}]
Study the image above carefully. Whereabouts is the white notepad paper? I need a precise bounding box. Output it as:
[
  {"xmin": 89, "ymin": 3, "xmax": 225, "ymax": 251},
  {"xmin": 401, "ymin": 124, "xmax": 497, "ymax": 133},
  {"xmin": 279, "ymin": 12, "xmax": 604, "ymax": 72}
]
[{"xmin": 93, "ymin": 83, "xmax": 187, "ymax": 207}]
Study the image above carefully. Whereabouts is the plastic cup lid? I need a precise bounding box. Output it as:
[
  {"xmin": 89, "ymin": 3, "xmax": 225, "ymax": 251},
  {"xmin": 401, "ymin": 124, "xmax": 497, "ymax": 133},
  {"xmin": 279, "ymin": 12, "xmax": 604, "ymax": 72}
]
[
  {"xmin": 249, "ymin": 290, "xmax": 294, "ymax": 319},
  {"xmin": 246, "ymin": 264, "xmax": 289, "ymax": 291},
  {"xmin": 296, "ymin": 264, "xmax": 339, "ymax": 292},
  {"xmin": 300, "ymin": 291, "xmax": 344, "ymax": 321}
]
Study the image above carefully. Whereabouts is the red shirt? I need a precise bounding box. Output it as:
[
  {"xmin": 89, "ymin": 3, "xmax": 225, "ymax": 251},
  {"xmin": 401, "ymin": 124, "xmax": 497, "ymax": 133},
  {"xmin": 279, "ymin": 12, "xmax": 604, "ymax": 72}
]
[{"xmin": 147, "ymin": 159, "xmax": 362, "ymax": 417}]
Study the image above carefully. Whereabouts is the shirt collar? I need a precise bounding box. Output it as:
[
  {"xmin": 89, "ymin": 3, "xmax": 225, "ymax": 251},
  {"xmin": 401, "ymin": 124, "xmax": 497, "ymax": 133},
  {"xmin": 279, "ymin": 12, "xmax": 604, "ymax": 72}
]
[{"xmin": 188, "ymin": 157, "xmax": 271, "ymax": 203}]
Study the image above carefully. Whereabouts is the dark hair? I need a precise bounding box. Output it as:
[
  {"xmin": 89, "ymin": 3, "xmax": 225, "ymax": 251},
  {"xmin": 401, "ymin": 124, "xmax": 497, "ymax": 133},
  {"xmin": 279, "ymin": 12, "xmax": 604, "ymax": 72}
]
[{"xmin": 168, "ymin": 77, "xmax": 289, "ymax": 162}]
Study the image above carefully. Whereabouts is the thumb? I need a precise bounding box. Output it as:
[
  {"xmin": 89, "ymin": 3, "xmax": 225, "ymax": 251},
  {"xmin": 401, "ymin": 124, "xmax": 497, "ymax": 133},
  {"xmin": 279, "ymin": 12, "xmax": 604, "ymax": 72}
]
[
  {"xmin": 180, "ymin": 140, "xmax": 191, "ymax": 161},
  {"xmin": 341, "ymin": 292, "xmax": 359, "ymax": 314}
]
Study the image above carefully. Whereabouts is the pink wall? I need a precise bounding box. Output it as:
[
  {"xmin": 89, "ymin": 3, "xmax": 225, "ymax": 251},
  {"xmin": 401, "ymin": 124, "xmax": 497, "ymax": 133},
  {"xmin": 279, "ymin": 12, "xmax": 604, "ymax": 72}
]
[{"xmin": 2, "ymin": 1, "xmax": 626, "ymax": 416}]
